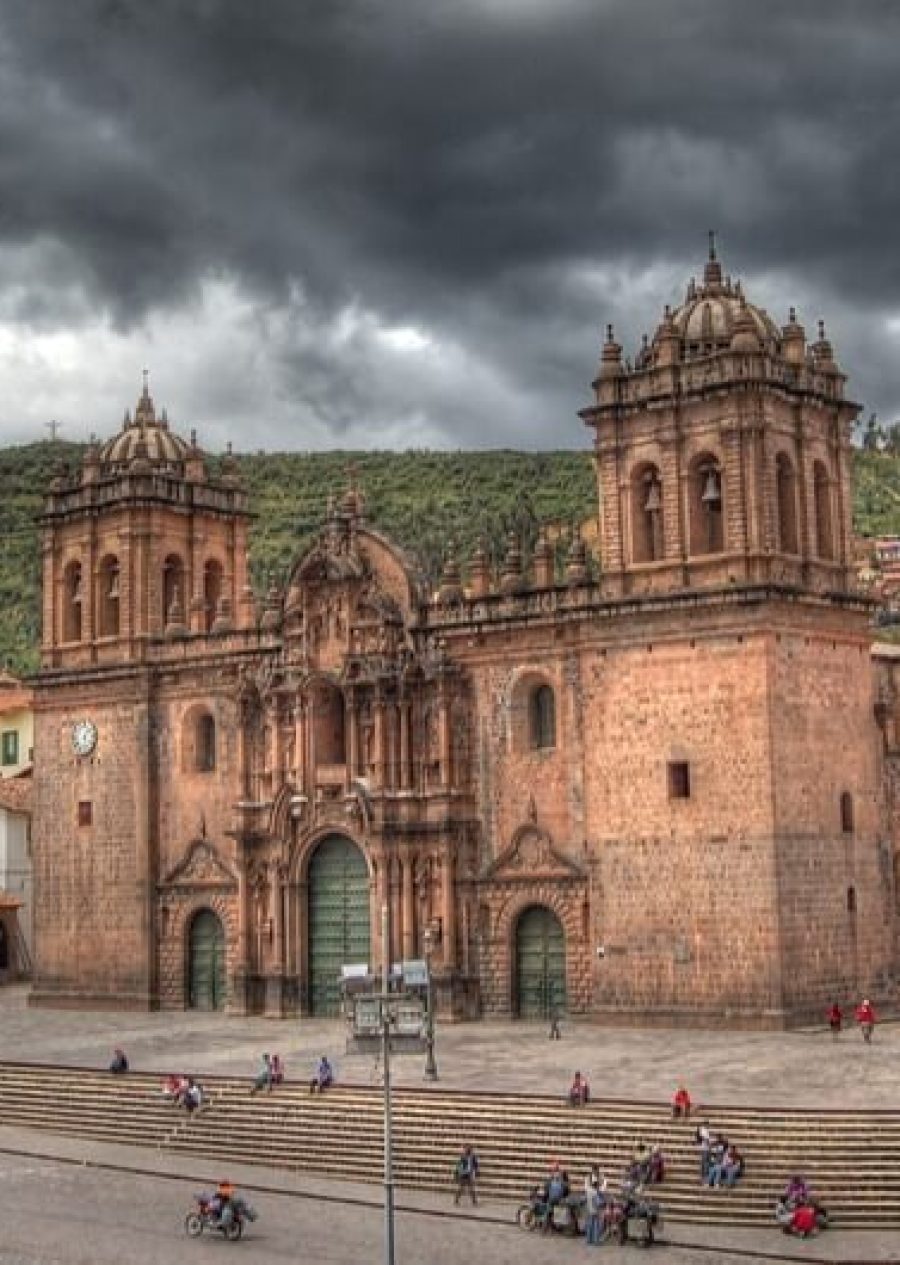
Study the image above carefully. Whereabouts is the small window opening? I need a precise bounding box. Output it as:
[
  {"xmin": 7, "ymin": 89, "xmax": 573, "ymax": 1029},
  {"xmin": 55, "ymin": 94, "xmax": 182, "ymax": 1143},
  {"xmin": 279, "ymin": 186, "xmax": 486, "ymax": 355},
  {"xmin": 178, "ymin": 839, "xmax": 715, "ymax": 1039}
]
[
  {"xmin": 668, "ymin": 761, "xmax": 691, "ymax": 800},
  {"xmin": 1, "ymin": 731, "xmax": 18, "ymax": 766},
  {"xmin": 77, "ymin": 801, "xmax": 93, "ymax": 827},
  {"xmin": 840, "ymin": 791, "xmax": 854, "ymax": 835},
  {"xmin": 847, "ymin": 886, "xmax": 857, "ymax": 914},
  {"xmin": 529, "ymin": 684, "xmax": 556, "ymax": 751},
  {"xmin": 196, "ymin": 713, "xmax": 216, "ymax": 772}
]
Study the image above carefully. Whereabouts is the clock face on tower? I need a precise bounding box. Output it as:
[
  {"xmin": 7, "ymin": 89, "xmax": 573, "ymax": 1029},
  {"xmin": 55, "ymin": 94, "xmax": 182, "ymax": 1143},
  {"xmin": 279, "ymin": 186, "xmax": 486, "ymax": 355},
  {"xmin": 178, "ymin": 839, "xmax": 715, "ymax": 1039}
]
[{"xmin": 71, "ymin": 720, "xmax": 98, "ymax": 757}]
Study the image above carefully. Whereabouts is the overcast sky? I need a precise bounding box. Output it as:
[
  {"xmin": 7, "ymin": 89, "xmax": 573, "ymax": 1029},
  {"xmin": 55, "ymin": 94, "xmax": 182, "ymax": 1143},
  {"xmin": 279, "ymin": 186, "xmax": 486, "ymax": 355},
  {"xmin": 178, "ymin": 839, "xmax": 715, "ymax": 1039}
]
[{"xmin": 1, "ymin": 0, "xmax": 899, "ymax": 452}]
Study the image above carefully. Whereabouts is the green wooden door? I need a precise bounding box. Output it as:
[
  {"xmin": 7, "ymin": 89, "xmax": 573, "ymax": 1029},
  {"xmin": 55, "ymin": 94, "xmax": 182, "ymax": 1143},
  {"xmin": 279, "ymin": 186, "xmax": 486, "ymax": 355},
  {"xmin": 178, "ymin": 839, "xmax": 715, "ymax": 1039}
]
[
  {"xmin": 188, "ymin": 909, "xmax": 226, "ymax": 1010},
  {"xmin": 515, "ymin": 905, "xmax": 566, "ymax": 1019},
  {"xmin": 308, "ymin": 835, "xmax": 370, "ymax": 1016}
]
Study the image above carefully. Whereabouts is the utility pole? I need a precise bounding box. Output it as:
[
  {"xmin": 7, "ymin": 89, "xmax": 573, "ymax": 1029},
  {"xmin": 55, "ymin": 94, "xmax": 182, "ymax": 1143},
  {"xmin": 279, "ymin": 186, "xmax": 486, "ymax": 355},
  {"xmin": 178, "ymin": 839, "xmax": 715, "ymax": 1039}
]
[{"xmin": 381, "ymin": 903, "xmax": 395, "ymax": 1265}]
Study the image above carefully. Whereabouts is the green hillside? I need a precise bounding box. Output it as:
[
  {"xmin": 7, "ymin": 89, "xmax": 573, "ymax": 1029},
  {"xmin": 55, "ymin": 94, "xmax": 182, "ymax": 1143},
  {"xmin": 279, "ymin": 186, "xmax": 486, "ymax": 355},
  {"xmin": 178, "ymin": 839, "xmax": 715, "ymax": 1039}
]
[{"xmin": 1, "ymin": 444, "xmax": 899, "ymax": 675}]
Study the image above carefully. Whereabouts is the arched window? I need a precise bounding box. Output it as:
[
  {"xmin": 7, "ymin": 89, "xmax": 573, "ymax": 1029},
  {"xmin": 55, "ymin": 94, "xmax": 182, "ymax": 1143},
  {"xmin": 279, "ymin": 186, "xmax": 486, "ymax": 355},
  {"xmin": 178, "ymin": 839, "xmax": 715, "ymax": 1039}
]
[
  {"xmin": 163, "ymin": 554, "xmax": 185, "ymax": 627},
  {"xmin": 813, "ymin": 461, "xmax": 833, "ymax": 560},
  {"xmin": 197, "ymin": 712, "xmax": 216, "ymax": 772},
  {"xmin": 62, "ymin": 561, "xmax": 83, "ymax": 642},
  {"xmin": 840, "ymin": 791, "xmax": 854, "ymax": 835},
  {"xmin": 203, "ymin": 559, "xmax": 223, "ymax": 633},
  {"xmin": 97, "ymin": 555, "xmax": 120, "ymax": 637},
  {"xmin": 776, "ymin": 453, "xmax": 798, "ymax": 554},
  {"xmin": 529, "ymin": 684, "xmax": 556, "ymax": 750},
  {"xmin": 632, "ymin": 464, "xmax": 664, "ymax": 563},
  {"xmin": 182, "ymin": 706, "xmax": 216, "ymax": 773},
  {"xmin": 689, "ymin": 455, "xmax": 724, "ymax": 556}
]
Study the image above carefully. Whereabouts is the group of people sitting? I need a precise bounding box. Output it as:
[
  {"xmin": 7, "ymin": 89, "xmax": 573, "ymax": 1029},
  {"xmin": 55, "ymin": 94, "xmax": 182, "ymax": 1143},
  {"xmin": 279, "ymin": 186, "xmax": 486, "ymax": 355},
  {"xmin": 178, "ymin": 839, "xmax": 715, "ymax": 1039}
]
[
  {"xmin": 694, "ymin": 1122, "xmax": 745, "ymax": 1188},
  {"xmin": 161, "ymin": 1074, "xmax": 205, "ymax": 1113},
  {"xmin": 628, "ymin": 1140, "xmax": 665, "ymax": 1186},
  {"xmin": 249, "ymin": 1052, "xmax": 334, "ymax": 1095},
  {"xmin": 250, "ymin": 1053, "xmax": 286, "ymax": 1095},
  {"xmin": 776, "ymin": 1175, "xmax": 828, "ymax": 1237}
]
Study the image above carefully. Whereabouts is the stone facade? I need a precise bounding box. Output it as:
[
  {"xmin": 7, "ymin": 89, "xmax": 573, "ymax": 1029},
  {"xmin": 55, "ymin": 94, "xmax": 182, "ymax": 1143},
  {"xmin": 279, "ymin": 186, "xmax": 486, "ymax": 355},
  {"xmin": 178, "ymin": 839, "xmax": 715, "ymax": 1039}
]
[{"xmin": 29, "ymin": 248, "xmax": 900, "ymax": 1025}]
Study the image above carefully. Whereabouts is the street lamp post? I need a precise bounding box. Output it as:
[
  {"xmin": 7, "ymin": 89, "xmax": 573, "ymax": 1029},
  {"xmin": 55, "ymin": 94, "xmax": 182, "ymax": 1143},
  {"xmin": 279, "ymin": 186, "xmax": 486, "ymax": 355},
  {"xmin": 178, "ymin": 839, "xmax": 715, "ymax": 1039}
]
[
  {"xmin": 381, "ymin": 904, "xmax": 395, "ymax": 1265},
  {"xmin": 423, "ymin": 927, "xmax": 439, "ymax": 1081}
]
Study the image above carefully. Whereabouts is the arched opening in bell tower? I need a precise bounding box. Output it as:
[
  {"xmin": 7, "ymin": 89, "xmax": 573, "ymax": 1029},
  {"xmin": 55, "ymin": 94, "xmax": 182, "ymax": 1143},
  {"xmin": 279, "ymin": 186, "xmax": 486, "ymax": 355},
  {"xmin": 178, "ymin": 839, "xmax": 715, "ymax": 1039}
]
[
  {"xmin": 97, "ymin": 555, "xmax": 120, "ymax": 637},
  {"xmin": 203, "ymin": 559, "xmax": 223, "ymax": 632}
]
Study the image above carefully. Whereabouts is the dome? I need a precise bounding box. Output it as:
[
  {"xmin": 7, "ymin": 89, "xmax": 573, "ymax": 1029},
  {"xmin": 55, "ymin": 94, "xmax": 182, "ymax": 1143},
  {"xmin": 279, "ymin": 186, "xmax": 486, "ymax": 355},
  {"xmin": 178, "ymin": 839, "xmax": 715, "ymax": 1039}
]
[
  {"xmin": 657, "ymin": 236, "xmax": 781, "ymax": 361},
  {"xmin": 97, "ymin": 377, "xmax": 191, "ymax": 472}
]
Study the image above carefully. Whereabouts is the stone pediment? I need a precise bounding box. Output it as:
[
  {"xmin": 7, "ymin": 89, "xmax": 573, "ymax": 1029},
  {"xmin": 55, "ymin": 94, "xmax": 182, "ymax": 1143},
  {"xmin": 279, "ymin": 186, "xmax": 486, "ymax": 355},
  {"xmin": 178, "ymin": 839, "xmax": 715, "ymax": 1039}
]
[
  {"xmin": 162, "ymin": 840, "xmax": 237, "ymax": 891},
  {"xmin": 484, "ymin": 825, "xmax": 585, "ymax": 883}
]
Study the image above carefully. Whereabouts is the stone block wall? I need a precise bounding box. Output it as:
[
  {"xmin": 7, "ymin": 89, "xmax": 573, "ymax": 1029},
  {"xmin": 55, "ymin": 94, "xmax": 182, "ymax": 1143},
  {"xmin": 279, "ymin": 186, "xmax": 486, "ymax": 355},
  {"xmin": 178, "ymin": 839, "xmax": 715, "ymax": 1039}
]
[{"xmin": 31, "ymin": 683, "xmax": 156, "ymax": 1007}]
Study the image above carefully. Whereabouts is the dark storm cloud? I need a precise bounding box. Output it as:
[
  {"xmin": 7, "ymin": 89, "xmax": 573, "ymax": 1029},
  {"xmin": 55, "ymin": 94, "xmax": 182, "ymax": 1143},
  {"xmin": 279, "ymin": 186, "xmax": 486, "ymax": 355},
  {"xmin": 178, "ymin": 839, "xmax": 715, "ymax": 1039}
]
[{"xmin": 1, "ymin": 0, "xmax": 900, "ymax": 446}]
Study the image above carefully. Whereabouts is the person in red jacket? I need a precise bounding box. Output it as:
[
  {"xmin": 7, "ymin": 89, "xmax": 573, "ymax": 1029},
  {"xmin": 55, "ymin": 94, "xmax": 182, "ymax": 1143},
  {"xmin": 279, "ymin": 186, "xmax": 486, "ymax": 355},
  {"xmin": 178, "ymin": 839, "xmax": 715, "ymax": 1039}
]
[
  {"xmin": 789, "ymin": 1203, "xmax": 818, "ymax": 1237},
  {"xmin": 672, "ymin": 1085, "xmax": 692, "ymax": 1119},
  {"xmin": 827, "ymin": 1002, "xmax": 843, "ymax": 1039},
  {"xmin": 855, "ymin": 998, "xmax": 876, "ymax": 1043}
]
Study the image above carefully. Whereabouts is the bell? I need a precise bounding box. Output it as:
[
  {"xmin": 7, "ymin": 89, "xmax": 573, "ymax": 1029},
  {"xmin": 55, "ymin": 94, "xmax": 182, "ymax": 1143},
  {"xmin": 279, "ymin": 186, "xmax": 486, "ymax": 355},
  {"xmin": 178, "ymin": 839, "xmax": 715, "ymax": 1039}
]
[
  {"xmin": 701, "ymin": 468, "xmax": 721, "ymax": 505},
  {"xmin": 643, "ymin": 479, "xmax": 661, "ymax": 513}
]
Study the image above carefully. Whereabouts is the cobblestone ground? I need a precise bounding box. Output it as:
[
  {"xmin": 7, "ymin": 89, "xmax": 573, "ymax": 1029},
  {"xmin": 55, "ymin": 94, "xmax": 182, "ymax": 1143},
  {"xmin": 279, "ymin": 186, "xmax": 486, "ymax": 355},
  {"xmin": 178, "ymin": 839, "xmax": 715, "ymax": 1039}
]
[
  {"xmin": 1, "ymin": 984, "xmax": 897, "ymax": 1107},
  {"xmin": 0, "ymin": 1144, "xmax": 893, "ymax": 1265}
]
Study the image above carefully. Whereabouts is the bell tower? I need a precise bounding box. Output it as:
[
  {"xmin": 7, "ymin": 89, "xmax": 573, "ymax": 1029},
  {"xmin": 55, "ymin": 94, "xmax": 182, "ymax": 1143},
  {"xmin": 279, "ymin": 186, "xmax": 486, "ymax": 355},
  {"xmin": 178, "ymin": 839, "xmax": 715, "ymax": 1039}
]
[
  {"xmin": 581, "ymin": 239, "xmax": 859, "ymax": 600},
  {"xmin": 39, "ymin": 377, "xmax": 253, "ymax": 669}
]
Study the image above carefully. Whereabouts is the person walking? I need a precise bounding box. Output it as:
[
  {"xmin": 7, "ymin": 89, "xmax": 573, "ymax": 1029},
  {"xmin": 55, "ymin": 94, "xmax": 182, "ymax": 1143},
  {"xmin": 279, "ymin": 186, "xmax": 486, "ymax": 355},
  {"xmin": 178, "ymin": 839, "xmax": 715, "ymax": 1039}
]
[
  {"xmin": 855, "ymin": 998, "xmax": 876, "ymax": 1043},
  {"xmin": 453, "ymin": 1144, "xmax": 479, "ymax": 1205},
  {"xmin": 827, "ymin": 1003, "xmax": 843, "ymax": 1040}
]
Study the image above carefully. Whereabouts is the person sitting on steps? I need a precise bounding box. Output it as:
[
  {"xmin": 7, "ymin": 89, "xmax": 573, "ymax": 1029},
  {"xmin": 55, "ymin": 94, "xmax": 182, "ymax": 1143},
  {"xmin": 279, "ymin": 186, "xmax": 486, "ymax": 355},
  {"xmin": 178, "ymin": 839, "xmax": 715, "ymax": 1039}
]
[
  {"xmin": 250, "ymin": 1053, "xmax": 273, "ymax": 1095},
  {"xmin": 568, "ymin": 1070, "xmax": 590, "ymax": 1107},
  {"xmin": 309, "ymin": 1055, "xmax": 334, "ymax": 1093},
  {"xmin": 108, "ymin": 1047, "xmax": 128, "ymax": 1075},
  {"xmin": 672, "ymin": 1084, "xmax": 692, "ymax": 1118}
]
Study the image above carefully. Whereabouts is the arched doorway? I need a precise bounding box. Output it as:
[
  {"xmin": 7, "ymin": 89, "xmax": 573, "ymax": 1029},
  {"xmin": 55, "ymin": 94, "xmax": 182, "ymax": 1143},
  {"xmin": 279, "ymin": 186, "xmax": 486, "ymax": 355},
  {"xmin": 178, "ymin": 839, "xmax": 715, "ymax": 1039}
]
[
  {"xmin": 188, "ymin": 909, "xmax": 226, "ymax": 1010},
  {"xmin": 514, "ymin": 905, "xmax": 566, "ymax": 1019},
  {"xmin": 307, "ymin": 834, "xmax": 370, "ymax": 1016}
]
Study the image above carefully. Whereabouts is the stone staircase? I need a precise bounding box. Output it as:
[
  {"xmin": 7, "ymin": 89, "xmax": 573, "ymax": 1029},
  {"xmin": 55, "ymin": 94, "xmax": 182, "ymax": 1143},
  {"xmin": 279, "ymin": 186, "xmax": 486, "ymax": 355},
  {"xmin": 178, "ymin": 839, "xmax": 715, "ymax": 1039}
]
[{"xmin": 0, "ymin": 1061, "xmax": 897, "ymax": 1226}]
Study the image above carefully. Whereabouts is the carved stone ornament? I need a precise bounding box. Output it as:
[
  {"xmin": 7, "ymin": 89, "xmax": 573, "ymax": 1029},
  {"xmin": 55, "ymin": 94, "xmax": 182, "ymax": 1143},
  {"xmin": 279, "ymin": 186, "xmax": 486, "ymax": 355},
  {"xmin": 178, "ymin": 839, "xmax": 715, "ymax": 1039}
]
[
  {"xmin": 483, "ymin": 824, "xmax": 586, "ymax": 883},
  {"xmin": 161, "ymin": 839, "xmax": 238, "ymax": 891}
]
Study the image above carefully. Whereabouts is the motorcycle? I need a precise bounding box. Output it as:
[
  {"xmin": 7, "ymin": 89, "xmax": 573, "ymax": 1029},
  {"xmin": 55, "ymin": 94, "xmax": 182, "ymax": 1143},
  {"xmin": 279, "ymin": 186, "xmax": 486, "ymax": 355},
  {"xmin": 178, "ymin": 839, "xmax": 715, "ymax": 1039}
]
[{"xmin": 184, "ymin": 1192, "xmax": 258, "ymax": 1242}]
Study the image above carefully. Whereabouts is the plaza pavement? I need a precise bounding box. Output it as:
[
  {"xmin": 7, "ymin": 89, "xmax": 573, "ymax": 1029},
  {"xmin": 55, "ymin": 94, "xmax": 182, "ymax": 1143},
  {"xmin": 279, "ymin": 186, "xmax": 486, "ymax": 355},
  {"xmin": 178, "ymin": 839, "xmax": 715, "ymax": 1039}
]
[
  {"xmin": 0, "ymin": 983, "xmax": 896, "ymax": 1109},
  {"xmin": 1, "ymin": 984, "xmax": 899, "ymax": 1262},
  {"xmin": 0, "ymin": 1124, "xmax": 896, "ymax": 1263}
]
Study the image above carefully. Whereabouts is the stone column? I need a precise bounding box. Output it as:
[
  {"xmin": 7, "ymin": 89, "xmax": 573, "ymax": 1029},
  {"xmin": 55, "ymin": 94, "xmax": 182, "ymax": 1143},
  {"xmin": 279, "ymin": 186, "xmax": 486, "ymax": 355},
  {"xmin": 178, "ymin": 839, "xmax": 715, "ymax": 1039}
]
[
  {"xmin": 374, "ymin": 699, "xmax": 387, "ymax": 790},
  {"xmin": 402, "ymin": 854, "xmax": 415, "ymax": 960},
  {"xmin": 348, "ymin": 692, "xmax": 360, "ymax": 783},
  {"xmin": 441, "ymin": 851, "xmax": 456, "ymax": 971},
  {"xmin": 399, "ymin": 699, "xmax": 411, "ymax": 791},
  {"xmin": 438, "ymin": 694, "xmax": 451, "ymax": 789}
]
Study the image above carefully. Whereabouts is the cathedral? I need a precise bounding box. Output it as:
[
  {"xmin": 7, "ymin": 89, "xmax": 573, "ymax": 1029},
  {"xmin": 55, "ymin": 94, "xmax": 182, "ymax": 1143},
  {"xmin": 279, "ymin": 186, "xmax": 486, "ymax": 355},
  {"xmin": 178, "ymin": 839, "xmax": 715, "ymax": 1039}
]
[{"xmin": 30, "ymin": 244, "xmax": 900, "ymax": 1026}]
